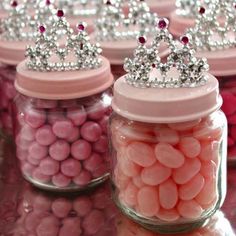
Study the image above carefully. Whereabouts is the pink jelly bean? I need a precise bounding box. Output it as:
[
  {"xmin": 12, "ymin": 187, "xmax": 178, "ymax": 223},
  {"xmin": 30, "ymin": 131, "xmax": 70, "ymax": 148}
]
[
  {"xmin": 21, "ymin": 162, "xmax": 36, "ymax": 176},
  {"xmin": 195, "ymin": 178, "xmax": 217, "ymax": 205},
  {"xmin": 27, "ymin": 155, "xmax": 41, "ymax": 166},
  {"xmin": 66, "ymin": 127, "xmax": 80, "ymax": 143},
  {"xmin": 73, "ymin": 197, "xmax": 92, "ymax": 217},
  {"xmin": 80, "ymin": 121, "xmax": 102, "ymax": 142},
  {"xmin": 51, "ymin": 198, "xmax": 72, "ymax": 218},
  {"xmin": 156, "ymin": 208, "xmax": 180, "ymax": 222},
  {"xmin": 82, "ymin": 210, "xmax": 105, "ymax": 234},
  {"xmin": 98, "ymin": 115, "xmax": 109, "ymax": 134},
  {"xmin": 61, "ymin": 158, "xmax": 81, "ymax": 177},
  {"xmin": 83, "ymin": 153, "xmax": 103, "ymax": 172},
  {"xmin": 141, "ymin": 162, "xmax": 171, "ymax": 186},
  {"xmin": 73, "ymin": 170, "xmax": 92, "ymax": 186},
  {"xmin": 92, "ymin": 135, "xmax": 108, "ymax": 153},
  {"xmin": 35, "ymin": 125, "xmax": 57, "ymax": 146},
  {"xmin": 71, "ymin": 140, "xmax": 92, "ymax": 160},
  {"xmin": 47, "ymin": 110, "xmax": 65, "ymax": 125},
  {"xmin": 33, "ymin": 195, "xmax": 52, "ymax": 213},
  {"xmin": 52, "ymin": 173, "xmax": 71, "ymax": 187},
  {"xmin": 200, "ymin": 160, "xmax": 217, "ymax": 179},
  {"xmin": 221, "ymin": 91, "xmax": 236, "ymax": 115},
  {"xmin": 29, "ymin": 142, "xmax": 48, "ymax": 160},
  {"xmin": 155, "ymin": 143, "xmax": 185, "ymax": 168},
  {"xmin": 198, "ymin": 141, "xmax": 219, "ymax": 162},
  {"xmin": 179, "ymin": 173, "xmax": 205, "ymax": 201},
  {"xmin": 168, "ymin": 119, "xmax": 201, "ymax": 131},
  {"xmin": 59, "ymin": 217, "xmax": 82, "ymax": 236},
  {"xmin": 32, "ymin": 168, "xmax": 51, "ymax": 183},
  {"xmin": 133, "ymin": 175, "xmax": 145, "ymax": 188},
  {"xmin": 179, "ymin": 137, "xmax": 201, "ymax": 158},
  {"xmin": 67, "ymin": 107, "xmax": 87, "ymax": 126},
  {"xmin": 124, "ymin": 182, "xmax": 138, "ymax": 207},
  {"xmin": 36, "ymin": 216, "xmax": 59, "ymax": 236},
  {"xmin": 25, "ymin": 109, "xmax": 46, "ymax": 128},
  {"xmin": 159, "ymin": 179, "xmax": 178, "ymax": 210},
  {"xmin": 115, "ymin": 167, "xmax": 131, "ymax": 190},
  {"xmin": 39, "ymin": 157, "xmax": 60, "ymax": 176},
  {"xmin": 52, "ymin": 119, "xmax": 74, "ymax": 139},
  {"xmin": 137, "ymin": 186, "xmax": 159, "ymax": 217},
  {"xmin": 49, "ymin": 140, "xmax": 70, "ymax": 161},
  {"xmin": 172, "ymin": 158, "xmax": 201, "ymax": 184},
  {"xmin": 155, "ymin": 127, "xmax": 180, "ymax": 145},
  {"xmin": 19, "ymin": 124, "xmax": 36, "ymax": 141},
  {"xmin": 126, "ymin": 142, "xmax": 156, "ymax": 167},
  {"xmin": 87, "ymin": 102, "xmax": 106, "ymax": 120},
  {"xmin": 177, "ymin": 200, "xmax": 203, "ymax": 219}
]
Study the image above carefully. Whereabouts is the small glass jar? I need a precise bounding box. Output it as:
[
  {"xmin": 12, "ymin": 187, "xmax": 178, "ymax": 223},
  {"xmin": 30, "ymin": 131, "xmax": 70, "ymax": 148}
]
[
  {"xmin": 0, "ymin": 63, "xmax": 17, "ymax": 137},
  {"xmin": 14, "ymin": 56, "xmax": 114, "ymax": 192},
  {"xmin": 109, "ymin": 75, "xmax": 227, "ymax": 233}
]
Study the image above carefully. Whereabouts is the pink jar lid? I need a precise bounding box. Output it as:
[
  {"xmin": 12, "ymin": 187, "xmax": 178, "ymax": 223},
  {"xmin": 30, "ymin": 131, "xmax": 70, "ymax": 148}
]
[
  {"xmin": 169, "ymin": 12, "xmax": 195, "ymax": 37},
  {"xmin": 15, "ymin": 56, "xmax": 113, "ymax": 100},
  {"xmin": 90, "ymin": 34, "xmax": 169, "ymax": 65},
  {"xmin": 112, "ymin": 73, "xmax": 222, "ymax": 123},
  {"xmin": 196, "ymin": 48, "xmax": 236, "ymax": 77},
  {"xmin": 147, "ymin": 0, "xmax": 176, "ymax": 17},
  {"xmin": 0, "ymin": 40, "xmax": 30, "ymax": 66}
]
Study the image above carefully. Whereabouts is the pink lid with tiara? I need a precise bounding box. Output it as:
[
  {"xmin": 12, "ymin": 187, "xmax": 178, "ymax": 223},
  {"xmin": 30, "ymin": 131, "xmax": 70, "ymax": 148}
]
[
  {"xmin": 112, "ymin": 18, "xmax": 222, "ymax": 123},
  {"xmin": 15, "ymin": 12, "xmax": 113, "ymax": 100},
  {"xmin": 93, "ymin": 0, "xmax": 169, "ymax": 65}
]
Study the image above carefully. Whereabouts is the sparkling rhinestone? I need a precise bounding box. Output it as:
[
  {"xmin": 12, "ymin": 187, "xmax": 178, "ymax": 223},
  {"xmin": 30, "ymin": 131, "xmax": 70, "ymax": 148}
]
[
  {"xmin": 106, "ymin": 0, "xmax": 111, "ymax": 5},
  {"xmin": 39, "ymin": 26, "xmax": 46, "ymax": 33},
  {"xmin": 57, "ymin": 10, "xmax": 64, "ymax": 17},
  {"xmin": 158, "ymin": 19, "xmax": 168, "ymax": 29},
  {"xmin": 138, "ymin": 36, "xmax": 146, "ymax": 44},
  {"xmin": 199, "ymin": 7, "xmax": 205, "ymax": 14},
  {"xmin": 180, "ymin": 36, "xmax": 189, "ymax": 45},
  {"xmin": 11, "ymin": 0, "xmax": 18, "ymax": 7},
  {"xmin": 45, "ymin": 0, "xmax": 51, "ymax": 5},
  {"xmin": 78, "ymin": 23, "xmax": 85, "ymax": 31}
]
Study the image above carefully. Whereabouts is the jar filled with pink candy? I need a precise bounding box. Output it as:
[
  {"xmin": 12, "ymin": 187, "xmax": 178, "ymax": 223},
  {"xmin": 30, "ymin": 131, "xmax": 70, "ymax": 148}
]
[
  {"xmin": 13, "ymin": 12, "xmax": 114, "ymax": 191},
  {"xmin": 109, "ymin": 19, "xmax": 227, "ymax": 234}
]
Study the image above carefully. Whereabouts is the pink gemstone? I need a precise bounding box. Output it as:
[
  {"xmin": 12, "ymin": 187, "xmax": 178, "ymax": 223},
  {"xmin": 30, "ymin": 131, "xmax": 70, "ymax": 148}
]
[
  {"xmin": 180, "ymin": 36, "xmax": 189, "ymax": 45},
  {"xmin": 39, "ymin": 26, "xmax": 46, "ymax": 33},
  {"xmin": 199, "ymin": 7, "xmax": 205, "ymax": 14},
  {"xmin": 158, "ymin": 19, "xmax": 168, "ymax": 29},
  {"xmin": 57, "ymin": 10, "xmax": 64, "ymax": 17},
  {"xmin": 78, "ymin": 23, "xmax": 85, "ymax": 31},
  {"xmin": 106, "ymin": 0, "xmax": 111, "ymax": 5},
  {"xmin": 45, "ymin": 0, "xmax": 51, "ymax": 5},
  {"xmin": 11, "ymin": 0, "xmax": 18, "ymax": 7},
  {"xmin": 138, "ymin": 36, "xmax": 146, "ymax": 44}
]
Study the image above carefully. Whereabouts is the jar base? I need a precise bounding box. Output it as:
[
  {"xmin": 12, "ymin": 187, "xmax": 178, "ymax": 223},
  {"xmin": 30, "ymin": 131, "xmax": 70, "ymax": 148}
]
[
  {"xmin": 23, "ymin": 173, "xmax": 110, "ymax": 192},
  {"xmin": 113, "ymin": 194, "xmax": 215, "ymax": 234}
]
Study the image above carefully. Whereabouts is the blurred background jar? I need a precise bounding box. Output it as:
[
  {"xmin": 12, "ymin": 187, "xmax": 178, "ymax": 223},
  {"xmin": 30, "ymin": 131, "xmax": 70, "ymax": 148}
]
[{"xmin": 13, "ymin": 13, "xmax": 114, "ymax": 192}]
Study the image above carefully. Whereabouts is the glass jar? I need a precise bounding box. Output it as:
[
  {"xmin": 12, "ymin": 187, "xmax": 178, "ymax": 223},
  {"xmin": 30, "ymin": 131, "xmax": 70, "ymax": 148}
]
[
  {"xmin": 217, "ymin": 76, "xmax": 236, "ymax": 164},
  {"xmin": 0, "ymin": 64, "xmax": 17, "ymax": 137},
  {"xmin": 14, "ymin": 56, "xmax": 114, "ymax": 192},
  {"xmin": 109, "ymin": 75, "xmax": 227, "ymax": 233}
]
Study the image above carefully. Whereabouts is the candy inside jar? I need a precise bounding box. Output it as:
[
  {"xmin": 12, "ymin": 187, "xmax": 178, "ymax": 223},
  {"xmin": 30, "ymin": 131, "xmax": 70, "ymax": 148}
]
[
  {"xmin": 14, "ymin": 11, "xmax": 114, "ymax": 191},
  {"xmin": 109, "ymin": 18, "xmax": 227, "ymax": 233}
]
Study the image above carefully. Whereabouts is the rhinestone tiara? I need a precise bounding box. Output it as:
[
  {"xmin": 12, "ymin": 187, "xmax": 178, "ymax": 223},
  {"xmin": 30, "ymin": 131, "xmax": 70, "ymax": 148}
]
[
  {"xmin": 187, "ymin": 0, "xmax": 236, "ymax": 51},
  {"xmin": 175, "ymin": 0, "xmax": 211, "ymax": 17},
  {"xmin": 124, "ymin": 18, "xmax": 209, "ymax": 88},
  {"xmin": 0, "ymin": 0, "xmax": 56, "ymax": 41},
  {"xmin": 95, "ymin": 0, "xmax": 158, "ymax": 41},
  {"xmin": 26, "ymin": 10, "xmax": 102, "ymax": 72},
  {"xmin": 57, "ymin": 0, "xmax": 103, "ymax": 17}
]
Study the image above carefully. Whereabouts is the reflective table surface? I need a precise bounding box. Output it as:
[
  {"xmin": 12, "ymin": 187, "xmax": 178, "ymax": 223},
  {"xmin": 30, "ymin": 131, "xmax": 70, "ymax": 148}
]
[{"xmin": 0, "ymin": 139, "xmax": 235, "ymax": 236}]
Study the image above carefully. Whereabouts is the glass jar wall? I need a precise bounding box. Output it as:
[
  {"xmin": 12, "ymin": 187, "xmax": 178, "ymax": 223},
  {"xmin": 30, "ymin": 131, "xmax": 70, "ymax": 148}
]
[
  {"xmin": 110, "ymin": 110, "xmax": 227, "ymax": 234},
  {"xmin": 14, "ymin": 90, "xmax": 112, "ymax": 192}
]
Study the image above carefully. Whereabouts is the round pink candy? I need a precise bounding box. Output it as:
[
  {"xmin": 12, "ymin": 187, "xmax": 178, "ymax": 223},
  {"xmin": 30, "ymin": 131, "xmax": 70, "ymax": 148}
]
[
  {"xmin": 66, "ymin": 127, "xmax": 80, "ymax": 143},
  {"xmin": 36, "ymin": 216, "xmax": 59, "ymax": 236},
  {"xmin": 73, "ymin": 170, "xmax": 92, "ymax": 186},
  {"xmin": 92, "ymin": 135, "xmax": 108, "ymax": 153},
  {"xmin": 98, "ymin": 115, "xmax": 109, "ymax": 134},
  {"xmin": 35, "ymin": 125, "xmax": 57, "ymax": 146},
  {"xmin": 39, "ymin": 157, "xmax": 60, "ymax": 176},
  {"xmin": 71, "ymin": 140, "xmax": 92, "ymax": 160},
  {"xmin": 52, "ymin": 173, "xmax": 71, "ymax": 188},
  {"xmin": 67, "ymin": 107, "xmax": 87, "ymax": 126},
  {"xmin": 49, "ymin": 140, "xmax": 70, "ymax": 161},
  {"xmin": 51, "ymin": 198, "xmax": 72, "ymax": 218},
  {"xmin": 33, "ymin": 195, "xmax": 52, "ymax": 213},
  {"xmin": 29, "ymin": 142, "xmax": 48, "ymax": 160},
  {"xmin": 19, "ymin": 124, "xmax": 36, "ymax": 141},
  {"xmin": 86, "ymin": 102, "xmax": 106, "ymax": 120},
  {"xmin": 73, "ymin": 197, "xmax": 93, "ymax": 217},
  {"xmin": 80, "ymin": 121, "xmax": 102, "ymax": 142},
  {"xmin": 83, "ymin": 153, "xmax": 103, "ymax": 172},
  {"xmin": 21, "ymin": 162, "xmax": 36, "ymax": 176},
  {"xmin": 32, "ymin": 168, "xmax": 51, "ymax": 183},
  {"xmin": 61, "ymin": 158, "xmax": 82, "ymax": 177},
  {"xmin": 59, "ymin": 217, "xmax": 82, "ymax": 236},
  {"xmin": 27, "ymin": 154, "xmax": 41, "ymax": 166},
  {"xmin": 25, "ymin": 109, "xmax": 46, "ymax": 128},
  {"xmin": 52, "ymin": 119, "xmax": 74, "ymax": 139}
]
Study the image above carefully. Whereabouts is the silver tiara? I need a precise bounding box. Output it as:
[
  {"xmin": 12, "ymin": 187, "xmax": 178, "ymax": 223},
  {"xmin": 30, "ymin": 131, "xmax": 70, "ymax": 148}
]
[
  {"xmin": 57, "ymin": 0, "xmax": 103, "ymax": 17},
  {"xmin": 124, "ymin": 18, "xmax": 209, "ymax": 88},
  {"xmin": 26, "ymin": 10, "xmax": 102, "ymax": 72},
  {"xmin": 0, "ymin": 0, "xmax": 56, "ymax": 41},
  {"xmin": 95, "ymin": 0, "xmax": 158, "ymax": 41},
  {"xmin": 175, "ymin": 0, "xmax": 212, "ymax": 17},
  {"xmin": 187, "ymin": 0, "xmax": 236, "ymax": 51}
]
